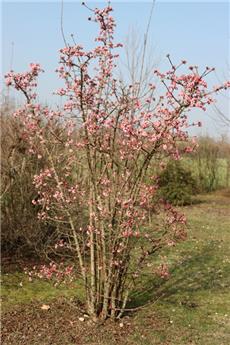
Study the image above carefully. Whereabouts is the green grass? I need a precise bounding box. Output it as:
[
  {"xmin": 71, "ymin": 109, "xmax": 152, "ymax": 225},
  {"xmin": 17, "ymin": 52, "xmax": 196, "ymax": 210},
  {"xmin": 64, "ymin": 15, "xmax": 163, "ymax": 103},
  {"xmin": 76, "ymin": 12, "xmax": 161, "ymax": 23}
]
[
  {"xmin": 1, "ymin": 190, "xmax": 230, "ymax": 344},
  {"xmin": 127, "ymin": 190, "xmax": 230, "ymax": 344},
  {"xmin": 1, "ymin": 272, "xmax": 85, "ymax": 311}
]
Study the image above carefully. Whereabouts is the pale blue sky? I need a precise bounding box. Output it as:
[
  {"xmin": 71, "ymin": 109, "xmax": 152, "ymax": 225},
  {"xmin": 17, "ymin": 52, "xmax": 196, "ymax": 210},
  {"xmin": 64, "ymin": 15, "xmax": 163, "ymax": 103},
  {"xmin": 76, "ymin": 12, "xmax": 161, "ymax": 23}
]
[{"xmin": 1, "ymin": 1, "xmax": 229, "ymax": 137}]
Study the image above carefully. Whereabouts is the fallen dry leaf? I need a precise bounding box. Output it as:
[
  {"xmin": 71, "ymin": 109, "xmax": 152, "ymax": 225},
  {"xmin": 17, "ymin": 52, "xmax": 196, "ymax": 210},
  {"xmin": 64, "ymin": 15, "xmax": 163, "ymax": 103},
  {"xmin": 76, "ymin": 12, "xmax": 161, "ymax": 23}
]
[{"xmin": 40, "ymin": 304, "xmax": 50, "ymax": 311}]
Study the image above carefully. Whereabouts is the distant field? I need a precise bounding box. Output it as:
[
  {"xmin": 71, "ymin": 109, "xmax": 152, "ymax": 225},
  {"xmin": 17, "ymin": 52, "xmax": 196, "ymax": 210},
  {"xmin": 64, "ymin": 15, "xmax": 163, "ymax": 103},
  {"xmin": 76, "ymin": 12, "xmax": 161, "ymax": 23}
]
[{"xmin": 1, "ymin": 190, "xmax": 230, "ymax": 345}]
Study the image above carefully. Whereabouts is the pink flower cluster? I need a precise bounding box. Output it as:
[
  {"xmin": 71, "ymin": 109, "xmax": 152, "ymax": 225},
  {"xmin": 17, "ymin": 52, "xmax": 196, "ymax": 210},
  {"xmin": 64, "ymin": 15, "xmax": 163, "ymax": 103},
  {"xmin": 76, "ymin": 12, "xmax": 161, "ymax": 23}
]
[
  {"xmin": 24, "ymin": 262, "xmax": 75, "ymax": 284},
  {"xmin": 5, "ymin": 63, "xmax": 43, "ymax": 101},
  {"xmin": 155, "ymin": 262, "xmax": 170, "ymax": 279}
]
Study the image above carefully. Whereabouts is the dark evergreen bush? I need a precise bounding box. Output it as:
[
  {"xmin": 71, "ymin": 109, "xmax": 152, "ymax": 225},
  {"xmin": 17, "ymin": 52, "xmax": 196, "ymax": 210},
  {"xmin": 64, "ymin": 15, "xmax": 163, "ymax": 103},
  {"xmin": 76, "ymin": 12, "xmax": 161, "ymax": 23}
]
[{"xmin": 158, "ymin": 160, "xmax": 198, "ymax": 206}]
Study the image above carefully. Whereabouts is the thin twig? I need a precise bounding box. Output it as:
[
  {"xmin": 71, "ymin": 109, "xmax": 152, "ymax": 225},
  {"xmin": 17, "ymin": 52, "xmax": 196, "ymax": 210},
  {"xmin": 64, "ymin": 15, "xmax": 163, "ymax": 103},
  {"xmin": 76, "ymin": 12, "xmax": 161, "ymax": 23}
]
[{"xmin": 60, "ymin": 0, "xmax": 68, "ymax": 47}]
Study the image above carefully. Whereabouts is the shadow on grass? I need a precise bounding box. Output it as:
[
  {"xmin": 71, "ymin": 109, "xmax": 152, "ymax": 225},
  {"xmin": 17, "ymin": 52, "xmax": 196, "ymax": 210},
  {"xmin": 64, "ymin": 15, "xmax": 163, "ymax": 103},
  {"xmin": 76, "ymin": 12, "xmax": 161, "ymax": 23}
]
[
  {"xmin": 129, "ymin": 241, "xmax": 230, "ymax": 309},
  {"xmin": 190, "ymin": 197, "xmax": 206, "ymax": 205}
]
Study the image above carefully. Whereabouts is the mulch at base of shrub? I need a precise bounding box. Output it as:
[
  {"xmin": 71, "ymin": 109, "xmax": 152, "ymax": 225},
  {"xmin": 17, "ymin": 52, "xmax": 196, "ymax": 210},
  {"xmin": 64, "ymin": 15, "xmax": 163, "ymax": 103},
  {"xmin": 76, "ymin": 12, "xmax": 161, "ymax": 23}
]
[{"xmin": 1, "ymin": 299, "xmax": 135, "ymax": 345}]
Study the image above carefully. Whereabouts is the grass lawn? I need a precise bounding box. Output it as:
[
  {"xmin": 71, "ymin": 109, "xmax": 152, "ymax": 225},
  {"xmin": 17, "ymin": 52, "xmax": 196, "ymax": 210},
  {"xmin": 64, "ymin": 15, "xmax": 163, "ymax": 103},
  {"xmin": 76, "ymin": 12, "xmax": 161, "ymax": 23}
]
[{"xmin": 1, "ymin": 190, "xmax": 230, "ymax": 345}]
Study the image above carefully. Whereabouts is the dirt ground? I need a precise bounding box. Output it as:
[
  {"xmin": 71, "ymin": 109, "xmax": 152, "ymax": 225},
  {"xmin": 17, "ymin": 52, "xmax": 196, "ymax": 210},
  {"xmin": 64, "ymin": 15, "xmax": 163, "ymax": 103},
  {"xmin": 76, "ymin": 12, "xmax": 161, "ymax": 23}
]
[{"xmin": 1, "ymin": 298, "xmax": 138, "ymax": 345}]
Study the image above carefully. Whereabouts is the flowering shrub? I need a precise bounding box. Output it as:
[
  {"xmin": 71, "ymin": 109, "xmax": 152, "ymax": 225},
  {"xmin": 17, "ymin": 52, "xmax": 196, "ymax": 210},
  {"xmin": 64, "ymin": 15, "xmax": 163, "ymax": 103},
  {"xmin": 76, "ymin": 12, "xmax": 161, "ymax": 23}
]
[{"xmin": 5, "ymin": 4, "xmax": 229, "ymax": 321}]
